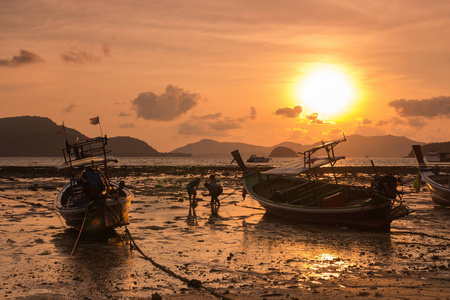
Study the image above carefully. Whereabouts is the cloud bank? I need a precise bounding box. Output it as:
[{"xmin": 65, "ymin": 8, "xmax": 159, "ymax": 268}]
[
  {"xmin": 389, "ymin": 96, "xmax": 450, "ymax": 118},
  {"xmin": 0, "ymin": 50, "xmax": 43, "ymax": 67},
  {"xmin": 133, "ymin": 85, "xmax": 200, "ymax": 121}
]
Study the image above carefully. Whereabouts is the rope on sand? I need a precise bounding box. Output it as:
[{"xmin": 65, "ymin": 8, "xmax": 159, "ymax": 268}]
[
  {"xmin": 392, "ymin": 230, "xmax": 450, "ymax": 241},
  {"xmin": 124, "ymin": 227, "xmax": 232, "ymax": 300}
]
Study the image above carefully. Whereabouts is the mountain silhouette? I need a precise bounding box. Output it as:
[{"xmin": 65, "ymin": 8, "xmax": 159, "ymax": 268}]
[
  {"xmin": 171, "ymin": 139, "xmax": 270, "ymax": 157},
  {"xmin": 0, "ymin": 116, "xmax": 189, "ymax": 157},
  {"xmin": 0, "ymin": 116, "xmax": 427, "ymax": 157},
  {"xmin": 171, "ymin": 135, "xmax": 424, "ymax": 157}
]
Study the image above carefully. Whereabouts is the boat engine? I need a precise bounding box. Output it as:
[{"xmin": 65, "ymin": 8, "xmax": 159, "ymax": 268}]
[{"xmin": 371, "ymin": 174, "xmax": 399, "ymax": 199}]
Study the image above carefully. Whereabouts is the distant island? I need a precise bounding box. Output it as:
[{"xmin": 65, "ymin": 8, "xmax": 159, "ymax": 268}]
[
  {"xmin": 0, "ymin": 116, "xmax": 190, "ymax": 157},
  {"xmin": 269, "ymin": 147, "xmax": 299, "ymax": 157},
  {"xmin": 1, "ymin": 115, "xmax": 443, "ymax": 158},
  {"xmin": 406, "ymin": 141, "xmax": 450, "ymax": 157}
]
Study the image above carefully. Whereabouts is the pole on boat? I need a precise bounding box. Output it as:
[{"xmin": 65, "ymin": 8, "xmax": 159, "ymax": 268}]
[
  {"xmin": 231, "ymin": 150, "xmax": 249, "ymax": 173},
  {"xmin": 60, "ymin": 122, "xmax": 76, "ymax": 191},
  {"xmin": 371, "ymin": 160, "xmax": 378, "ymax": 174}
]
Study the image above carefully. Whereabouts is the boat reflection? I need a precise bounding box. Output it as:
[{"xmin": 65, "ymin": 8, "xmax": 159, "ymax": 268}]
[
  {"xmin": 51, "ymin": 229, "xmax": 134, "ymax": 297},
  {"xmin": 187, "ymin": 205, "xmax": 198, "ymax": 226},
  {"xmin": 241, "ymin": 213, "xmax": 393, "ymax": 284}
]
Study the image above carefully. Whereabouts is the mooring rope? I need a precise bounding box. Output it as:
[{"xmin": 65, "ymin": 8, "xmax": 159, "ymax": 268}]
[
  {"xmin": 124, "ymin": 227, "xmax": 232, "ymax": 300},
  {"xmin": 392, "ymin": 230, "xmax": 450, "ymax": 241}
]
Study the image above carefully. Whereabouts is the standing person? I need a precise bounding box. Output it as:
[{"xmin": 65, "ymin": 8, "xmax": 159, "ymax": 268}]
[
  {"xmin": 204, "ymin": 174, "xmax": 223, "ymax": 215},
  {"xmin": 186, "ymin": 178, "xmax": 201, "ymax": 207}
]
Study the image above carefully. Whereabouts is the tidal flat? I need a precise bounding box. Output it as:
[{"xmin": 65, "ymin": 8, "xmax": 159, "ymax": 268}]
[{"xmin": 1, "ymin": 166, "xmax": 449, "ymax": 299}]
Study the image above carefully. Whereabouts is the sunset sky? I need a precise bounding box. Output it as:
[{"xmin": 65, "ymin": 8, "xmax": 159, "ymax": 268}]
[{"xmin": 1, "ymin": 1, "xmax": 450, "ymax": 152}]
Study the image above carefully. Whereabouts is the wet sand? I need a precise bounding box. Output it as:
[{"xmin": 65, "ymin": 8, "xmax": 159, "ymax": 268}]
[{"xmin": 1, "ymin": 166, "xmax": 449, "ymax": 299}]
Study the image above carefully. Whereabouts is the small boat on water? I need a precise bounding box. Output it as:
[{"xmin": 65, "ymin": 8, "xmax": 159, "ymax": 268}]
[
  {"xmin": 412, "ymin": 145, "xmax": 450, "ymax": 206},
  {"xmin": 232, "ymin": 137, "xmax": 410, "ymax": 231},
  {"xmin": 425, "ymin": 151, "xmax": 450, "ymax": 163},
  {"xmin": 247, "ymin": 155, "xmax": 271, "ymax": 163},
  {"xmin": 54, "ymin": 136, "xmax": 134, "ymax": 232}
]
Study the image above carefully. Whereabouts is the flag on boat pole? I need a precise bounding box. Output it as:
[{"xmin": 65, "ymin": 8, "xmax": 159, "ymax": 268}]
[
  {"xmin": 89, "ymin": 116, "xmax": 99, "ymax": 125},
  {"xmin": 89, "ymin": 115, "xmax": 103, "ymax": 137},
  {"xmin": 56, "ymin": 122, "xmax": 65, "ymax": 134},
  {"xmin": 56, "ymin": 122, "xmax": 69, "ymax": 141}
]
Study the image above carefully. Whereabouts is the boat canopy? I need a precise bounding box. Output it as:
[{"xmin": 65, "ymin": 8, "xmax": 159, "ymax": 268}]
[
  {"xmin": 58, "ymin": 136, "xmax": 119, "ymax": 171},
  {"xmin": 265, "ymin": 155, "xmax": 345, "ymax": 175},
  {"xmin": 58, "ymin": 156, "xmax": 119, "ymax": 170},
  {"xmin": 265, "ymin": 135, "xmax": 346, "ymax": 176}
]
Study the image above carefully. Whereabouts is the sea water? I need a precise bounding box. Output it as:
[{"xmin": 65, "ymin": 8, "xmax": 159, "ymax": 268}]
[{"xmin": 0, "ymin": 156, "xmax": 419, "ymax": 167}]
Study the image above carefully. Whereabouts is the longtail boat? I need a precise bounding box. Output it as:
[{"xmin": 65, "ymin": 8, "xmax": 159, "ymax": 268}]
[
  {"xmin": 54, "ymin": 136, "xmax": 133, "ymax": 232},
  {"xmin": 231, "ymin": 136, "xmax": 410, "ymax": 231},
  {"xmin": 412, "ymin": 145, "xmax": 450, "ymax": 206}
]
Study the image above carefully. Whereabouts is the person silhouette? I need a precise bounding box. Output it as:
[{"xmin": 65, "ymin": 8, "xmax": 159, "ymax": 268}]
[
  {"xmin": 186, "ymin": 178, "xmax": 201, "ymax": 207},
  {"xmin": 204, "ymin": 174, "xmax": 223, "ymax": 215}
]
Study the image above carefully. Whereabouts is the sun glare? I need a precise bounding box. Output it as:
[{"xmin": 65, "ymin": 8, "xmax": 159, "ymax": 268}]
[{"xmin": 297, "ymin": 66, "xmax": 355, "ymax": 116}]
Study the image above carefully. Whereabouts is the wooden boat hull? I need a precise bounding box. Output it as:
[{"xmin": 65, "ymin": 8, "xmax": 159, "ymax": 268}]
[
  {"xmin": 242, "ymin": 171, "xmax": 405, "ymax": 232},
  {"xmin": 412, "ymin": 145, "xmax": 450, "ymax": 206},
  {"xmin": 255, "ymin": 198, "xmax": 392, "ymax": 230},
  {"xmin": 420, "ymin": 169, "xmax": 450, "ymax": 206},
  {"xmin": 55, "ymin": 181, "xmax": 133, "ymax": 232}
]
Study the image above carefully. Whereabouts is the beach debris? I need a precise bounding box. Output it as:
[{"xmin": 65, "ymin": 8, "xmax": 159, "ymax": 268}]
[
  {"xmin": 188, "ymin": 279, "xmax": 202, "ymax": 288},
  {"xmin": 151, "ymin": 292, "xmax": 162, "ymax": 300}
]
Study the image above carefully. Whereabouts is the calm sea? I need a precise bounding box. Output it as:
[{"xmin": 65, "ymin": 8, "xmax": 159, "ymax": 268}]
[{"xmin": 0, "ymin": 156, "xmax": 419, "ymax": 167}]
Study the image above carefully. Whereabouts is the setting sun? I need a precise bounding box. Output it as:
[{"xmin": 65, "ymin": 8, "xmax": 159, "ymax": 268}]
[{"xmin": 297, "ymin": 66, "xmax": 355, "ymax": 116}]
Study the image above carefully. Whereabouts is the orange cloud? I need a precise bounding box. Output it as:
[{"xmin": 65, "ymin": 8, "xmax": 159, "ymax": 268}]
[
  {"xmin": 132, "ymin": 85, "xmax": 200, "ymax": 121},
  {"xmin": 389, "ymin": 96, "xmax": 450, "ymax": 118},
  {"xmin": 178, "ymin": 107, "xmax": 256, "ymax": 136},
  {"xmin": 274, "ymin": 105, "xmax": 303, "ymax": 118},
  {"xmin": 0, "ymin": 50, "xmax": 43, "ymax": 67}
]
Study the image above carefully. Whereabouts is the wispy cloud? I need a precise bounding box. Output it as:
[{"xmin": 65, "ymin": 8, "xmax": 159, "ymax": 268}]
[
  {"xmin": 407, "ymin": 117, "xmax": 427, "ymax": 128},
  {"xmin": 376, "ymin": 116, "xmax": 405, "ymax": 126},
  {"xmin": 61, "ymin": 40, "xmax": 114, "ymax": 63},
  {"xmin": 132, "ymin": 84, "xmax": 200, "ymax": 121},
  {"xmin": 288, "ymin": 127, "xmax": 308, "ymax": 141},
  {"xmin": 362, "ymin": 118, "xmax": 372, "ymax": 125},
  {"xmin": 63, "ymin": 104, "xmax": 75, "ymax": 112},
  {"xmin": 249, "ymin": 106, "xmax": 257, "ymax": 120},
  {"xmin": 178, "ymin": 116, "xmax": 240, "ymax": 136},
  {"xmin": 101, "ymin": 40, "xmax": 114, "ymax": 56},
  {"xmin": 305, "ymin": 113, "xmax": 334, "ymax": 124},
  {"xmin": 178, "ymin": 107, "xmax": 256, "ymax": 136},
  {"xmin": 61, "ymin": 50, "xmax": 100, "ymax": 63},
  {"xmin": 0, "ymin": 50, "xmax": 43, "ymax": 67},
  {"xmin": 120, "ymin": 123, "xmax": 135, "ymax": 128}
]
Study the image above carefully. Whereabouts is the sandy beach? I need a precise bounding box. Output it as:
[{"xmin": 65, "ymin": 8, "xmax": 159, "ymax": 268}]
[{"xmin": 1, "ymin": 166, "xmax": 449, "ymax": 299}]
